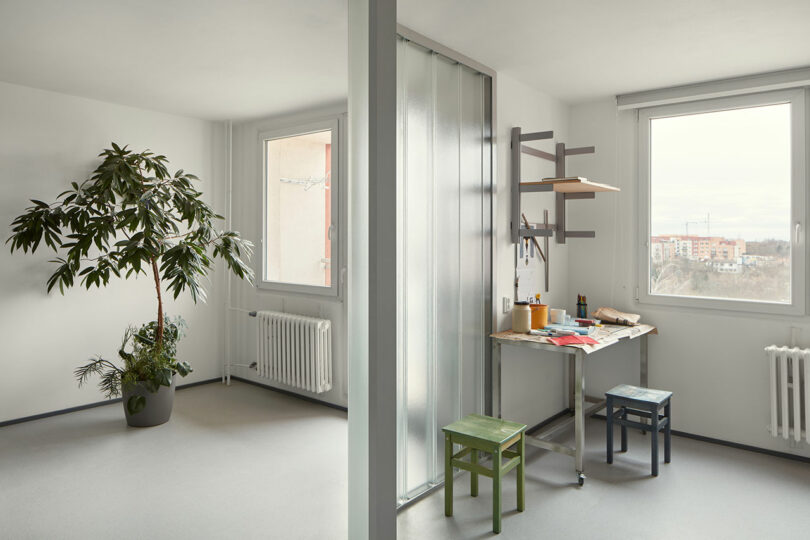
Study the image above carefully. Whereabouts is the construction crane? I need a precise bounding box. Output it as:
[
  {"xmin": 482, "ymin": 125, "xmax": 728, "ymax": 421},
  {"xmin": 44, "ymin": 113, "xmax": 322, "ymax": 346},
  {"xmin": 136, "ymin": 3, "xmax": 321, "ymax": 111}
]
[{"xmin": 684, "ymin": 213, "xmax": 711, "ymax": 237}]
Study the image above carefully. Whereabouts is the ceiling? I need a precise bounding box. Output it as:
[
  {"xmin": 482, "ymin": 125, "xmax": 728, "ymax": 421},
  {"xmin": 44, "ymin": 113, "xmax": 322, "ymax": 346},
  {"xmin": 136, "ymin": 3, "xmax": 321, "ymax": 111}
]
[
  {"xmin": 0, "ymin": 0, "xmax": 348, "ymax": 121},
  {"xmin": 0, "ymin": 1, "xmax": 808, "ymax": 121},
  {"xmin": 399, "ymin": 0, "xmax": 810, "ymax": 103}
]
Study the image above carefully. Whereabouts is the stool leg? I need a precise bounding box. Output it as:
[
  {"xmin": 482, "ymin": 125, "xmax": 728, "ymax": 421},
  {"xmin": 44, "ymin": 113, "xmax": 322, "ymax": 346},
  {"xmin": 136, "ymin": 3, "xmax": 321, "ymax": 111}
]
[
  {"xmin": 665, "ymin": 400, "xmax": 672, "ymax": 464},
  {"xmin": 493, "ymin": 447, "xmax": 502, "ymax": 534},
  {"xmin": 606, "ymin": 396, "xmax": 613, "ymax": 464},
  {"xmin": 470, "ymin": 449, "xmax": 478, "ymax": 497},
  {"xmin": 445, "ymin": 434, "xmax": 453, "ymax": 517},
  {"xmin": 621, "ymin": 406, "xmax": 628, "ymax": 452},
  {"xmin": 517, "ymin": 433, "xmax": 525, "ymax": 512},
  {"xmin": 650, "ymin": 405, "xmax": 659, "ymax": 477}
]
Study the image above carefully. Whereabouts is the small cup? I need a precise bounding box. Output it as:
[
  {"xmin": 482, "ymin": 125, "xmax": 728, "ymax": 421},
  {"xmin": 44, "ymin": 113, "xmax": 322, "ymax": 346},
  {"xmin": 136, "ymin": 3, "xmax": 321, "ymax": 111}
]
[{"xmin": 550, "ymin": 308, "xmax": 566, "ymax": 324}]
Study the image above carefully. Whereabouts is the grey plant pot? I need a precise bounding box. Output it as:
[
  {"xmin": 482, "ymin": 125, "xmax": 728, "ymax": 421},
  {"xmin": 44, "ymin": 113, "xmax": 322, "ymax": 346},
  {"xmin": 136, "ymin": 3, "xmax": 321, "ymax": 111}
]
[{"xmin": 122, "ymin": 374, "xmax": 176, "ymax": 427}]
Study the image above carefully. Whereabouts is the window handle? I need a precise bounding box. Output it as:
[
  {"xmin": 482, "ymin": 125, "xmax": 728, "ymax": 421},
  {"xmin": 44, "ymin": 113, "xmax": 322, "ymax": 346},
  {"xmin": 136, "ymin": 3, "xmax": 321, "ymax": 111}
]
[
  {"xmin": 795, "ymin": 222, "xmax": 802, "ymax": 245},
  {"xmin": 328, "ymin": 224, "xmax": 336, "ymax": 240}
]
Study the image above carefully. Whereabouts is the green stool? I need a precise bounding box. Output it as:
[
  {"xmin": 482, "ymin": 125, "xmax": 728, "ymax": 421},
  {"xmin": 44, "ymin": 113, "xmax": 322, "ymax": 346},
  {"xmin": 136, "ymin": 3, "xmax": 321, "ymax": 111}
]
[{"xmin": 442, "ymin": 414, "xmax": 527, "ymax": 534}]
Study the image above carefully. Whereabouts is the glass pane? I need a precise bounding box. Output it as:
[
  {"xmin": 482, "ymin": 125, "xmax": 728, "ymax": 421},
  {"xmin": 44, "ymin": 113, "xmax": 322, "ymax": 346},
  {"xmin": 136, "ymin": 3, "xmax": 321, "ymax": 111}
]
[
  {"xmin": 265, "ymin": 130, "xmax": 332, "ymax": 287},
  {"xmin": 649, "ymin": 103, "xmax": 791, "ymax": 303}
]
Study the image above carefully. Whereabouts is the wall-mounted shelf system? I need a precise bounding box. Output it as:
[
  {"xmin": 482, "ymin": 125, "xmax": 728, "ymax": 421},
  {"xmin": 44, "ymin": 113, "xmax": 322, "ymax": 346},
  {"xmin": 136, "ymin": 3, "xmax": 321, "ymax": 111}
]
[
  {"xmin": 510, "ymin": 127, "xmax": 619, "ymax": 245},
  {"xmin": 511, "ymin": 127, "xmax": 619, "ymax": 294}
]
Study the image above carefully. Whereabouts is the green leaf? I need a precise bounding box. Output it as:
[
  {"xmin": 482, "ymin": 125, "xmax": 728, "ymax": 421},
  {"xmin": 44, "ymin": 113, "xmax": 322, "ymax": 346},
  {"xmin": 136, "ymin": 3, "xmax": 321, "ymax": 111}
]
[
  {"xmin": 175, "ymin": 361, "xmax": 192, "ymax": 377},
  {"xmin": 127, "ymin": 395, "xmax": 146, "ymax": 415}
]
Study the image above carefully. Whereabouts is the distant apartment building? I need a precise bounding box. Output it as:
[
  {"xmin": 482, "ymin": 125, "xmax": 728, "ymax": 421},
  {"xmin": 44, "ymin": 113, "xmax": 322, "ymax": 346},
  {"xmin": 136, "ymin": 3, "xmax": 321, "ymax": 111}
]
[
  {"xmin": 712, "ymin": 259, "xmax": 741, "ymax": 273},
  {"xmin": 651, "ymin": 235, "xmax": 746, "ymax": 263}
]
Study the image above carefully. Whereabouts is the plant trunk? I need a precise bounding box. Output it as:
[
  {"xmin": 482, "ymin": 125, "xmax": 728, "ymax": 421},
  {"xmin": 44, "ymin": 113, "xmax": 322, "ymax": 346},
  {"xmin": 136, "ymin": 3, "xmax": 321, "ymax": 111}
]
[{"xmin": 151, "ymin": 257, "xmax": 164, "ymax": 345}]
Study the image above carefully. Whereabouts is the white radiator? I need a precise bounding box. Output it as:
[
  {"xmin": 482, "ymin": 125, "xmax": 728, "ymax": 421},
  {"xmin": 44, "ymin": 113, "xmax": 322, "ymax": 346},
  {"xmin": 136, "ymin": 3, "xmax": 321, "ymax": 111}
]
[
  {"xmin": 256, "ymin": 311, "xmax": 332, "ymax": 394},
  {"xmin": 765, "ymin": 345, "xmax": 809, "ymax": 443}
]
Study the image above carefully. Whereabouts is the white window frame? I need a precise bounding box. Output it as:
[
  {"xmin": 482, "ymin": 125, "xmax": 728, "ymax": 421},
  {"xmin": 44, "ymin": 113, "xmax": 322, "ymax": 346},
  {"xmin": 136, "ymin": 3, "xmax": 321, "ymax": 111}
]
[
  {"xmin": 637, "ymin": 88, "xmax": 807, "ymax": 315},
  {"xmin": 257, "ymin": 116, "xmax": 341, "ymax": 297}
]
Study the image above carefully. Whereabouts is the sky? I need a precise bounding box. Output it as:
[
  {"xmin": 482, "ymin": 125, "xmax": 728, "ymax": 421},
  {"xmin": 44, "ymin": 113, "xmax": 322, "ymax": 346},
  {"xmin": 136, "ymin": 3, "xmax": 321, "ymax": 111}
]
[{"xmin": 650, "ymin": 102, "xmax": 791, "ymax": 241}]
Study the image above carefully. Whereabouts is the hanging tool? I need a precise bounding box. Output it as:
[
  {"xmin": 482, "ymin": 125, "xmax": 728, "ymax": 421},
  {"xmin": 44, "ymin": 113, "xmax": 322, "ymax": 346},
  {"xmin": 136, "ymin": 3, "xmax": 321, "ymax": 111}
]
[{"xmin": 521, "ymin": 213, "xmax": 546, "ymax": 262}]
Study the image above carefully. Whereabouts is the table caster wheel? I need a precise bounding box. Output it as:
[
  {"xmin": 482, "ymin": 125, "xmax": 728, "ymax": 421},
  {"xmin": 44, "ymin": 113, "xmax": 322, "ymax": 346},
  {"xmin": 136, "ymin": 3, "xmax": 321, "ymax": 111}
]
[{"xmin": 577, "ymin": 473, "xmax": 585, "ymax": 486}]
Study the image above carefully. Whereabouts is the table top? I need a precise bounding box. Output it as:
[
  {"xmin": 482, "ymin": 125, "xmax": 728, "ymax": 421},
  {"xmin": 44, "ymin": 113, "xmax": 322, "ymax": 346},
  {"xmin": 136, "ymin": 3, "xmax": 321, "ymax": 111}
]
[
  {"xmin": 491, "ymin": 324, "xmax": 657, "ymax": 355},
  {"xmin": 442, "ymin": 414, "xmax": 527, "ymax": 444}
]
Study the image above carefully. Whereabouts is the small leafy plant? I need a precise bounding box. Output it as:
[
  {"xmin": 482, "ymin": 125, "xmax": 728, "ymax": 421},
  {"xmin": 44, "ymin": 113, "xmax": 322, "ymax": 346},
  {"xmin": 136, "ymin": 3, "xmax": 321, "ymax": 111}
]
[{"xmin": 75, "ymin": 316, "xmax": 190, "ymax": 414}]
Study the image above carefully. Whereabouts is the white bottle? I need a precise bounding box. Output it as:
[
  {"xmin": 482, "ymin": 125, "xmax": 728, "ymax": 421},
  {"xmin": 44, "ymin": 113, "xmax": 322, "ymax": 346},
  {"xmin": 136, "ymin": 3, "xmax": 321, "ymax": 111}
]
[{"xmin": 512, "ymin": 302, "xmax": 532, "ymax": 333}]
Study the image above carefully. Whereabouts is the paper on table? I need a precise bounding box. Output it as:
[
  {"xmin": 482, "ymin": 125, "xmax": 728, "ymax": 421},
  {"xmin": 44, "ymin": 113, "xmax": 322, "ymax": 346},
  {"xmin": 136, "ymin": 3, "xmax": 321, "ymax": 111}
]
[{"xmin": 548, "ymin": 335, "xmax": 599, "ymax": 346}]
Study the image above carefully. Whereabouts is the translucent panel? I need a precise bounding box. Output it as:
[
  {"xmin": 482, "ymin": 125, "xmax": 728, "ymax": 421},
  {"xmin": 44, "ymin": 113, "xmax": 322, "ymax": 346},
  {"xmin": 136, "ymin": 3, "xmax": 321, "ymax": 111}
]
[
  {"xmin": 459, "ymin": 66, "xmax": 485, "ymax": 419},
  {"xmin": 396, "ymin": 37, "xmax": 491, "ymax": 503},
  {"xmin": 265, "ymin": 130, "xmax": 333, "ymax": 287},
  {"xmin": 402, "ymin": 41, "xmax": 433, "ymax": 495},
  {"xmin": 649, "ymin": 104, "xmax": 791, "ymax": 303},
  {"xmin": 433, "ymin": 55, "xmax": 462, "ymax": 482}
]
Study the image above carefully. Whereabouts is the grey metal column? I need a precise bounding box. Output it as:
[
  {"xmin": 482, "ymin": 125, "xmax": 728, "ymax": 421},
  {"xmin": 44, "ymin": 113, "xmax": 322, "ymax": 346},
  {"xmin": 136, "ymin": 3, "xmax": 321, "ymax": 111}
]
[
  {"xmin": 348, "ymin": 0, "xmax": 397, "ymax": 537},
  {"xmin": 492, "ymin": 340, "xmax": 502, "ymax": 418},
  {"xmin": 574, "ymin": 349, "xmax": 585, "ymax": 482}
]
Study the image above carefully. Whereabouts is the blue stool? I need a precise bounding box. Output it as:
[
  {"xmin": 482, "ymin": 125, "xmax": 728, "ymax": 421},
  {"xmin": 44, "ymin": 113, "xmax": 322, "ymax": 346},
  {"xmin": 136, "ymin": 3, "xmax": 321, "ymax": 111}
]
[{"xmin": 606, "ymin": 384, "xmax": 672, "ymax": 476}]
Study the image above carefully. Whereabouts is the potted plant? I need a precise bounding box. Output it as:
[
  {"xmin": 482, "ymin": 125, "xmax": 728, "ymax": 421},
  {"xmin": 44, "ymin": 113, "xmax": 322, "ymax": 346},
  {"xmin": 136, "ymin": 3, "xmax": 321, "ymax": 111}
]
[{"xmin": 7, "ymin": 143, "xmax": 254, "ymax": 426}]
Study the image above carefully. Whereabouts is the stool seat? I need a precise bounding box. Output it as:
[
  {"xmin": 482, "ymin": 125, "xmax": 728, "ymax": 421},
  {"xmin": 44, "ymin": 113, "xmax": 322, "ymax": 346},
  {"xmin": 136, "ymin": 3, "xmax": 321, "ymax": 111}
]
[
  {"xmin": 606, "ymin": 385, "xmax": 673, "ymax": 477},
  {"xmin": 443, "ymin": 414, "xmax": 527, "ymax": 534},
  {"xmin": 443, "ymin": 414, "xmax": 527, "ymax": 448},
  {"xmin": 606, "ymin": 384, "xmax": 672, "ymax": 404}
]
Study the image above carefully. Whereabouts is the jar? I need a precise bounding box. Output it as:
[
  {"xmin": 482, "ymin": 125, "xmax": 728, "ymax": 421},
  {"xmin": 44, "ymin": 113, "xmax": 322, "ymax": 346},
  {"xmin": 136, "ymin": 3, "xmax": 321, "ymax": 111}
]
[
  {"xmin": 530, "ymin": 304, "xmax": 548, "ymax": 330},
  {"xmin": 512, "ymin": 302, "xmax": 532, "ymax": 333}
]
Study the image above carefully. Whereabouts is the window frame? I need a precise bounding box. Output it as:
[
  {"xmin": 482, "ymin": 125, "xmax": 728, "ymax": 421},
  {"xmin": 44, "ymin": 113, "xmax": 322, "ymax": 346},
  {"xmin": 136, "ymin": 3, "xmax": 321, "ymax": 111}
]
[
  {"xmin": 257, "ymin": 116, "xmax": 341, "ymax": 298},
  {"xmin": 637, "ymin": 88, "xmax": 807, "ymax": 315}
]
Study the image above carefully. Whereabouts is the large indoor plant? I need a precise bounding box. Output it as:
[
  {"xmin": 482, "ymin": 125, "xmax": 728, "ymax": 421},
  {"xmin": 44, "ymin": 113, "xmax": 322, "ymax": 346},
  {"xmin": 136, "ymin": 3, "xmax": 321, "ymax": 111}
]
[{"xmin": 7, "ymin": 143, "xmax": 253, "ymax": 426}]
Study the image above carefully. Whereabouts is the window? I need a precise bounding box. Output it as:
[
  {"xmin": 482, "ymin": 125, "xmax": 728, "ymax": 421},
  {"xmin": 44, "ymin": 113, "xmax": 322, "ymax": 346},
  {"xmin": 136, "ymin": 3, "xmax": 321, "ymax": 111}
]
[
  {"xmin": 259, "ymin": 118, "xmax": 340, "ymax": 296},
  {"xmin": 638, "ymin": 90, "xmax": 806, "ymax": 314}
]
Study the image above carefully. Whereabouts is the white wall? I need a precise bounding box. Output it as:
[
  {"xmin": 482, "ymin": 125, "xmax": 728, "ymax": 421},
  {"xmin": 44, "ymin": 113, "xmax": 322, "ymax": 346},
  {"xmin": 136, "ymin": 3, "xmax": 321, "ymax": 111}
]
[
  {"xmin": 495, "ymin": 74, "xmax": 572, "ymax": 427},
  {"xmin": 567, "ymin": 98, "xmax": 810, "ymax": 458},
  {"xmin": 229, "ymin": 105, "xmax": 348, "ymax": 407},
  {"xmin": 0, "ymin": 81, "xmax": 228, "ymax": 423}
]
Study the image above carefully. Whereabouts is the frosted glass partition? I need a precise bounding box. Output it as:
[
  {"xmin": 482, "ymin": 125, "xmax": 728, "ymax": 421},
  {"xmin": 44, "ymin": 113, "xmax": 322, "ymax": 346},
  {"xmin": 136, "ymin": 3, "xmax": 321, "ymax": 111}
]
[{"xmin": 396, "ymin": 37, "xmax": 492, "ymax": 504}]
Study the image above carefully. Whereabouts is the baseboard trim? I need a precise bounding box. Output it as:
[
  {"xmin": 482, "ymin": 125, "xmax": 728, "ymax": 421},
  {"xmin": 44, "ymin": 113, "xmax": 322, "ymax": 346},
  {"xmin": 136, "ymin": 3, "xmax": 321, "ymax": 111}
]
[
  {"xmin": 0, "ymin": 377, "xmax": 221, "ymax": 428},
  {"xmin": 591, "ymin": 413, "xmax": 810, "ymax": 465},
  {"xmin": 526, "ymin": 408, "xmax": 572, "ymax": 436},
  {"xmin": 229, "ymin": 376, "xmax": 348, "ymax": 413}
]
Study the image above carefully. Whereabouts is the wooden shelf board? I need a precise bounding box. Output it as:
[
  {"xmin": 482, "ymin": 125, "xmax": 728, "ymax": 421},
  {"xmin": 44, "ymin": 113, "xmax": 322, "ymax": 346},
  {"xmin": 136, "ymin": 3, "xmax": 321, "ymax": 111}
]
[{"xmin": 520, "ymin": 177, "xmax": 620, "ymax": 193}]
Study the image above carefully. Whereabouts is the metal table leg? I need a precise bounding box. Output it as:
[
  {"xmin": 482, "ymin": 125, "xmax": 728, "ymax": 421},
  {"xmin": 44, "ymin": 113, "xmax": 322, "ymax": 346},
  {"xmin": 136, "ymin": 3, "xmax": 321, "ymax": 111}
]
[
  {"xmin": 568, "ymin": 354, "xmax": 575, "ymax": 412},
  {"xmin": 492, "ymin": 340, "xmax": 502, "ymax": 419},
  {"xmin": 639, "ymin": 334, "xmax": 649, "ymax": 432},
  {"xmin": 640, "ymin": 334, "xmax": 648, "ymax": 388},
  {"xmin": 574, "ymin": 349, "xmax": 585, "ymax": 485}
]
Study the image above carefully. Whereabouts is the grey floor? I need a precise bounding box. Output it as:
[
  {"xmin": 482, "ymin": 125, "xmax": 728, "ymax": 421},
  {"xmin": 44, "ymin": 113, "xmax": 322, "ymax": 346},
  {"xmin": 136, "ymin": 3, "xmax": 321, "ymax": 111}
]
[
  {"xmin": 398, "ymin": 419, "xmax": 810, "ymax": 540},
  {"xmin": 3, "ymin": 384, "xmax": 810, "ymax": 540},
  {"xmin": 0, "ymin": 381, "xmax": 348, "ymax": 540}
]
